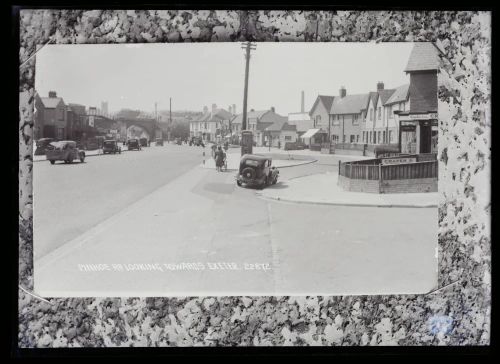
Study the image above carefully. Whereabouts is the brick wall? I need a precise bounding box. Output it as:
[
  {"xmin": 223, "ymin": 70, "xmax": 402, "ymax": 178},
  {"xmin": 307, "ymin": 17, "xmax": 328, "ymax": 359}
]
[
  {"xmin": 409, "ymin": 72, "xmax": 438, "ymax": 113},
  {"xmin": 338, "ymin": 175, "xmax": 438, "ymax": 193},
  {"xmin": 380, "ymin": 177, "xmax": 437, "ymax": 193},
  {"xmin": 338, "ymin": 175, "xmax": 380, "ymax": 193}
]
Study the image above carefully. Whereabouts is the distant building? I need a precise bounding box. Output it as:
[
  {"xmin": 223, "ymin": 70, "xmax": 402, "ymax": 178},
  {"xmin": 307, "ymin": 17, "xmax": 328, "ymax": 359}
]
[
  {"xmin": 231, "ymin": 107, "xmax": 287, "ymax": 146},
  {"xmin": 189, "ymin": 104, "xmax": 233, "ymax": 142},
  {"xmin": 329, "ymin": 87, "xmax": 370, "ymax": 144},
  {"xmin": 67, "ymin": 103, "xmax": 87, "ymax": 140},
  {"xmin": 101, "ymin": 101, "xmax": 109, "ymax": 117},
  {"xmin": 264, "ymin": 119, "xmax": 298, "ymax": 148},
  {"xmin": 306, "ymin": 95, "xmax": 335, "ymax": 146},
  {"xmin": 35, "ymin": 91, "xmax": 68, "ymax": 140}
]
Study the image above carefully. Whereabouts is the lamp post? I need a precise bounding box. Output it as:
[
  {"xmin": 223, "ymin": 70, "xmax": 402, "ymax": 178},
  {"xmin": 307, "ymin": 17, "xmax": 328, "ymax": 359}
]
[{"xmin": 241, "ymin": 41, "xmax": 256, "ymax": 155}]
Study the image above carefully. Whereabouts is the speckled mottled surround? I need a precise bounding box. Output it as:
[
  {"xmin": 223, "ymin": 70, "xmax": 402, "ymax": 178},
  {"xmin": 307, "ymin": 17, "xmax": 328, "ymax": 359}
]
[{"xmin": 18, "ymin": 10, "xmax": 490, "ymax": 347}]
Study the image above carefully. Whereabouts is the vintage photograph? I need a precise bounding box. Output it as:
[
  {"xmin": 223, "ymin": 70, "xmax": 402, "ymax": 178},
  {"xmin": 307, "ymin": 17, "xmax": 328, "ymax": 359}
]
[{"xmin": 33, "ymin": 41, "xmax": 439, "ymax": 297}]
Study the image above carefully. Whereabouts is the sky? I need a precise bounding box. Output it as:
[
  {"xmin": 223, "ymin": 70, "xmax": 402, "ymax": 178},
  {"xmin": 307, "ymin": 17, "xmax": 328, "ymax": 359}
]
[{"xmin": 35, "ymin": 42, "xmax": 414, "ymax": 116}]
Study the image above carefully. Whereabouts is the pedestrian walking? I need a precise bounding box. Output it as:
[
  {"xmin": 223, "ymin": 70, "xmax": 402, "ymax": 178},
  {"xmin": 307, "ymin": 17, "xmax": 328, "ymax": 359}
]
[{"xmin": 215, "ymin": 145, "xmax": 225, "ymax": 172}]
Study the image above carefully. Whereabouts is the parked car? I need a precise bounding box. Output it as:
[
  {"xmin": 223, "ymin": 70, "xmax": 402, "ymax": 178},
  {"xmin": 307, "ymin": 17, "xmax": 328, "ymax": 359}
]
[
  {"xmin": 103, "ymin": 140, "xmax": 122, "ymax": 154},
  {"xmin": 155, "ymin": 138, "xmax": 164, "ymax": 146},
  {"xmin": 127, "ymin": 138, "xmax": 142, "ymax": 151},
  {"xmin": 46, "ymin": 141, "xmax": 85, "ymax": 165},
  {"xmin": 175, "ymin": 137, "xmax": 182, "ymax": 145},
  {"xmin": 236, "ymin": 154, "xmax": 279, "ymax": 189},
  {"xmin": 284, "ymin": 141, "xmax": 306, "ymax": 151},
  {"xmin": 189, "ymin": 137, "xmax": 205, "ymax": 147},
  {"xmin": 139, "ymin": 137, "xmax": 148, "ymax": 147},
  {"xmin": 34, "ymin": 138, "xmax": 55, "ymax": 155}
]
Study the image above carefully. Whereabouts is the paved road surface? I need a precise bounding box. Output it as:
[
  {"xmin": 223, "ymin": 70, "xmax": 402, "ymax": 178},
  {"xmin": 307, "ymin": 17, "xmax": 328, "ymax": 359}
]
[{"xmin": 34, "ymin": 144, "xmax": 437, "ymax": 296}]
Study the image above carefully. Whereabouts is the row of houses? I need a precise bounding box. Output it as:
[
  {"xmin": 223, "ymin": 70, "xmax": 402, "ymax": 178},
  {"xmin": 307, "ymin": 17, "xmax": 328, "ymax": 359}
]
[
  {"xmin": 190, "ymin": 42, "xmax": 439, "ymax": 155},
  {"xmin": 34, "ymin": 91, "xmax": 117, "ymax": 141}
]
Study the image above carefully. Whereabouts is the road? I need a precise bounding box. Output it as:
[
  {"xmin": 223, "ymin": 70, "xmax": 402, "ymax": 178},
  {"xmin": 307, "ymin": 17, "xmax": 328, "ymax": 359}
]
[{"xmin": 34, "ymin": 144, "xmax": 437, "ymax": 296}]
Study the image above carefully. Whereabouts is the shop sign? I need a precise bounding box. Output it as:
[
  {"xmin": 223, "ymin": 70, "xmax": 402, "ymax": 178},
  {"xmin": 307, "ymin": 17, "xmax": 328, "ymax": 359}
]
[
  {"xmin": 400, "ymin": 125, "xmax": 416, "ymax": 132},
  {"xmin": 381, "ymin": 157, "xmax": 417, "ymax": 165}
]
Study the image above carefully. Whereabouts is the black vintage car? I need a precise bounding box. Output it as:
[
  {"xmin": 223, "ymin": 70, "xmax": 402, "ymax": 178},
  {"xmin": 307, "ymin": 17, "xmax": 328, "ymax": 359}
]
[
  {"xmin": 236, "ymin": 154, "xmax": 279, "ymax": 189},
  {"xmin": 34, "ymin": 138, "xmax": 55, "ymax": 155},
  {"xmin": 46, "ymin": 141, "xmax": 86, "ymax": 165},
  {"xmin": 102, "ymin": 140, "xmax": 122, "ymax": 154},
  {"xmin": 127, "ymin": 138, "xmax": 142, "ymax": 151}
]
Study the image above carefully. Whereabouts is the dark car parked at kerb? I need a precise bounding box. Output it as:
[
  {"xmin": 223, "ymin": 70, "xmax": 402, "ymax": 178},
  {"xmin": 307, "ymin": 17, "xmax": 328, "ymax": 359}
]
[
  {"xmin": 155, "ymin": 138, "xmax": 164, "ymax": 146},
  {"xmin": 34, "ymin": 138, "xmax": 55, "ymax": 155},
  {"xmin": 236, "ymin": 154, "xmax": 279, "ymax": 189},
  {"xmin": 127, "ymin": 138, "xmax": 142, "ymax": 151},
  {"xmin": 46, "ymin": 141, "xmax": 86, "ymax": 165},
  {"xmin": 103, "ymin": 140, "xmax": 122, "ymax": 154}
]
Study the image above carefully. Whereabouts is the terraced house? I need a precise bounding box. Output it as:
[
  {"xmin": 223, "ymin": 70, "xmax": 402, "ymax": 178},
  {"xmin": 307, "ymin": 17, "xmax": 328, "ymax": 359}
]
[
  {"xmin": 189, "ymin": 104, "xmax": 233, "ymax": 142},
  {"xmin": 329, "ymin": 87, "xmax": 369, "ymax": 144}
]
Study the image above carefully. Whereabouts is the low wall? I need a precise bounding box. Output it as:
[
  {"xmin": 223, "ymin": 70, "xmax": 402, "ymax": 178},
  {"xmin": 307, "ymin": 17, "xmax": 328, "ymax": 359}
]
[
  {"xmin": 338, "ymin": 175, "xmax": 380, "ymax": 193},
  {"xmin": 380, "ymin": 178, "xmax": 437, "ymax": 193},
  {"xmin": 338, "ymin": 175, "xmax": 438, "ymax": 194}
]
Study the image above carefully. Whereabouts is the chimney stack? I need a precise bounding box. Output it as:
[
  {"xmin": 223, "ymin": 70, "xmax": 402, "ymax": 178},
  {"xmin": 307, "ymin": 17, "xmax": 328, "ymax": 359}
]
[
  {"xmin": 48, "ymin": 91, "xmax": 57, "ymax": 98},
  {"xmin": 228, "ymin": 105, "xmax": 232, "ymax": 114},
  {"xmin": 339, "ymin": 86, "xmax": 346, "ymax": 98},
  {"xmin": 377, "ymin": 81, "xmax": 384, "ymax": 91},
  {"xmin": 232, "ymin": 104, "xmax": 236, "ymax": 115},
  {"xmin": 301, "ymin": 91, "xmax": 305, "ymax": 112},
  {"xmin": 270, "ymin": 106, "xmax": 275, "ymax": 113}
]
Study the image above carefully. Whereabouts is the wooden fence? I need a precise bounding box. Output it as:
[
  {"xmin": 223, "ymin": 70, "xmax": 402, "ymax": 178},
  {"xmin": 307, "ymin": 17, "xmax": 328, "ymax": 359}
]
[{"xmin": 339, "ymin": 159, "xmax": 438, "ymax": 181}]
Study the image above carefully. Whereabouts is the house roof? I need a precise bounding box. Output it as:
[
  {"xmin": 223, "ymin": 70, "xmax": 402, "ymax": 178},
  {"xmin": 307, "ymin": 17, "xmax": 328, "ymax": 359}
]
[
  {"xmin": 40, "ymin": 97, "xmax": 64, "ymax": 109},
  {"xmin": 193, "ymin": 108, "xmax": 232, "ymax": 122},
  {"xmin": 385, "ymin": 84, "xmax": 410, "ymax": 105},
  {"xmin": 265, "ymin": 120, "xmax": 297, "ymax": 132},
  {"xmin": 367, "ymin": 91, "xmax": 378, "ymax": 110},
  {"xmin": 309, "ymin": 95, "xmax": 335, "ymax": 116},
  {"xmin": 378, "ymin": 89, "xmax": 396, "ymax": 105},
  {"xmin": 232, "ymin": 110, "xmax": 270, "ymax": 124},
  {"xmin": 404, "ymin": 43, "xmax": 440, "ymax": 72},
  {"xmin": 330, "ymin": 93, "xmax": 370, "ymax": 115}
]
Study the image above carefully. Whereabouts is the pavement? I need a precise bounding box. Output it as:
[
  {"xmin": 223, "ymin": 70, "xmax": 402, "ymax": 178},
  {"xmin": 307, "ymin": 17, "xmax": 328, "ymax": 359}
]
[
  {"xmin": 257, "ymin": 171, "xmax": 439, "ymax": 208},
  {"xmin": 33, "ymin": 143, "xmax": 437, "ymax": 297},
  {"xmin": 201, "ymin": 151, "xmax": 317, "ymax": 170}
]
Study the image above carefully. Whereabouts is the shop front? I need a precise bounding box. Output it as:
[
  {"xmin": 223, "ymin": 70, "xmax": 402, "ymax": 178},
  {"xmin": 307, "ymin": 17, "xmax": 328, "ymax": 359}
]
[{"xmin": 397, "ymin": 112, "xmax": 438, "ymax": 154}]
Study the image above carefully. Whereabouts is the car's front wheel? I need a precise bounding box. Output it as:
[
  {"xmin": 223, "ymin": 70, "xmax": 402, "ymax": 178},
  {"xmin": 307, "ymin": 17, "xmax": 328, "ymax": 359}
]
[{"xmin": 50, "ymin": 160, "xmax": 55, "ymax": 165}]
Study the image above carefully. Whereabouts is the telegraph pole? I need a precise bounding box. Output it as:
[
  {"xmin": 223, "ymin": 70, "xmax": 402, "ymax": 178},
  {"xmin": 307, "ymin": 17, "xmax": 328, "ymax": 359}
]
[{"xmin": 241, "ymin": 42, "xmax": 256, "ymax": 131}]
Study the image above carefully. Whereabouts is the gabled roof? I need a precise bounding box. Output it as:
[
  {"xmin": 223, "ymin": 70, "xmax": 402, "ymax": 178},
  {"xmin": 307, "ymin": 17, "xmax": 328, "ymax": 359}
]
[
  {"xmin": 265, "ymin": 120, "xmax": 297, "ymax": 132},
  {"xmin": 309, "ymin": 95, "xmax": 335, "ymax": 116},
  {"xmin": 193, "ymin": 108, "xmax": 232, "ymax": 122},
  {"xmin": 404, "ymin": 43, "xmax": 440, "ymax": 72},
  {"xmin": 385, "ymin": 84, "xmax": 410, "ymax": 105},
  {"xmin": 367, "ymin": 91, "xmax": 378, "ymax": 110},
  {"xmin": 377, "ymin": 89, "xmax": 396, "ymax": 105},
  {"xmin": 330, "ymin": 93, "xmax": 370, "ymax": 115},
  {"xmin": 232, "ymin": 110, "xmax": 270, "ymax": 124},
  {"xmin": 40, "ymin": 97, "xmax": 64, "ymax": 109}
]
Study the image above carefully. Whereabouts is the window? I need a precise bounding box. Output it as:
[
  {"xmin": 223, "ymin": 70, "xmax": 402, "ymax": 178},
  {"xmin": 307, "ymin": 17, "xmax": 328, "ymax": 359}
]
[
  {"xmin": 350, "ymin": 135, "xmax": 355, "ymax": 143},
  {"xmin": 378, "ymin": 107, "xmax": 381, "ymax": 120},
  {"xmin": 58, "ymin": 107, "xmax": 65, "ymax": 121},
  {"xmin": 353, "ymin": 114, "xmax": 359, "ymax": 125},
  {"xmin": 389, "ymin": 130, "xmax": 394, "ymax": 143},
  {"xmin": 388, "ymin": 105, "xmax": 393, "ymax": 119},
  {"xmin": 315, "ymin": 115, "xmax": 321, "ymax": 128},
  {"xmin": 377, "ymin": 131, "xmax": 381, "ymax": 144},
  {"xmin": 356, "ymin": 135, "xmax": 360, "ymax": 143},
  {"xmin": 285, "ymin": 136, "xmax": 292, "ymax": 141},
  {"xmin": 383, "ymin": 131, "xmax": 386, "ymax": 144}
]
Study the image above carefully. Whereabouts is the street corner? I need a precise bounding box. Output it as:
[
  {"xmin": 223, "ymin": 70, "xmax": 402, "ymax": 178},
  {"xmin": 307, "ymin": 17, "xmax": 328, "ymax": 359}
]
[{"xmin": 257, "ymin": 171, "xmax": 439, "ymax": 208}]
